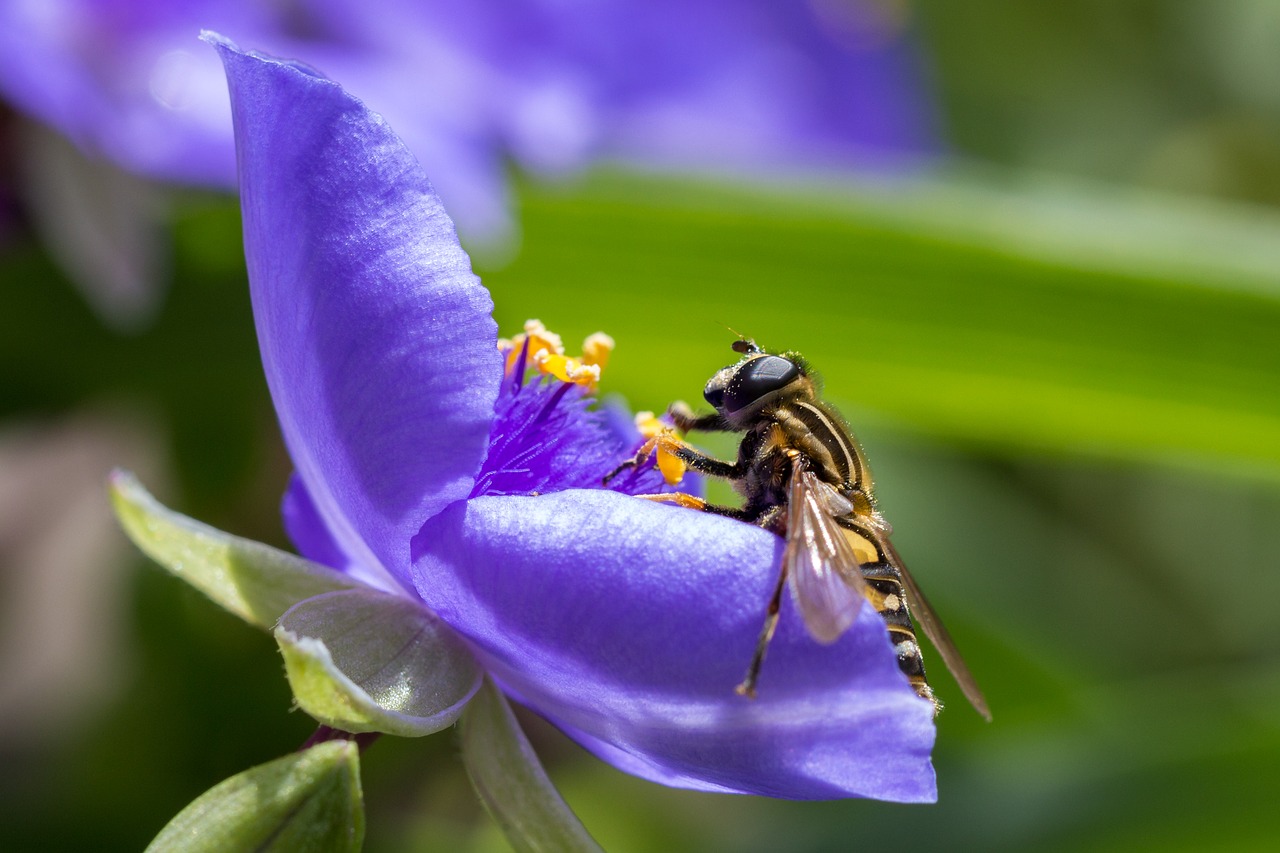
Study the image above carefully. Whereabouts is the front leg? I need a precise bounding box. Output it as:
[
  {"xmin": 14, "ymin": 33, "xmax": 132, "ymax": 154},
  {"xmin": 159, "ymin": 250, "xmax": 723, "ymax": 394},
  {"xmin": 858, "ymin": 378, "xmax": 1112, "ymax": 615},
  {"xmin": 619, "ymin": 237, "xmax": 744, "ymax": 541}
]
[
  {"xmin": 631, "ymin": 434, "xmax": 782, "ymax": 528},
  {"xmin": 670, "ymin": 442, "xmax": 748, "ymax": 480},
  {"xmin": 603, "ymin": 421, "xmax": 742, "ymax": 486},
  {"xmin": 668, "ymin": 401, "xmax": 733, "ymax": 434}
]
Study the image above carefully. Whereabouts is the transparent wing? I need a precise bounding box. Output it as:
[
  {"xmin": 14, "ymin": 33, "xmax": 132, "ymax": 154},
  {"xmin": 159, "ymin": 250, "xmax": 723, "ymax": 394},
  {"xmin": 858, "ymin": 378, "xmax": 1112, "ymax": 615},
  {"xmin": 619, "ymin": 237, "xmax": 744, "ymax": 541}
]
[
  {"xmin": 784, "ymin": 466, "xmax": 867, "ymax": 644},
  {"xmin": 878, "ymin": 535, "xmax": 992, "ymax": 721}
]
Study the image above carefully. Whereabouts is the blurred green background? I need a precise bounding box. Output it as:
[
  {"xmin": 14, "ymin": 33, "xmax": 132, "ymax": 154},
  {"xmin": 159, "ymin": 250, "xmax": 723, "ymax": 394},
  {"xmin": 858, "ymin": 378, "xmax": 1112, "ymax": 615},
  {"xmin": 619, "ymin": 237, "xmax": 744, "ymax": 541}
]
[{"xmin": 4, "ymin": 2, "xmax": 1280, "ymax": 851}]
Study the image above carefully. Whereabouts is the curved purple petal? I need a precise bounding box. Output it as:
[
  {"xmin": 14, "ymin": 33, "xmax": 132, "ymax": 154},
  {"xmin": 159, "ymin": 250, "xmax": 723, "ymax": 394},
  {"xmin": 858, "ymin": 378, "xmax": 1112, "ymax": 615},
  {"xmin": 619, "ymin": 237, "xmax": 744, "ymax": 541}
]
[
  {"xmin": 211, "ymin": 34, "xmax": 502, "ymax": 591},
  {"xmin": 282, "ymin": 474, "xmax": 403, "ymax": 595},
  {"xmin": 280, "ymin": 474, "xmax": 349, "ymax": 573},
  {"xmin": 411, "ymin": 490, "xmax": 936, "ymax": 802}
]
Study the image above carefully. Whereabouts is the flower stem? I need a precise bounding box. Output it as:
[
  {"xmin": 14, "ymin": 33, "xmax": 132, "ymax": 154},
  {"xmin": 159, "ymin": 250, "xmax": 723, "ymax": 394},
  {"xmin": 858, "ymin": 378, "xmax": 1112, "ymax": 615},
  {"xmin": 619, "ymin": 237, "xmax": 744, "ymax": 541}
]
[{"xmin": 300, "ymin": 725, "xmax": 380, "ymax": 754}]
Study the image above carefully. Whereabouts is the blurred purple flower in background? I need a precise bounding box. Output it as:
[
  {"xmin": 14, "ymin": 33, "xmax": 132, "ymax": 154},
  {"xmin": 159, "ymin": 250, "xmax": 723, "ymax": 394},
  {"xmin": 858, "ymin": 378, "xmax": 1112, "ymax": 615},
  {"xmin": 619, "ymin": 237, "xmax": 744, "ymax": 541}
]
[
  {"xmin": 214, "ymin": 34, "xmax": 937, "ymax": 801},
  {"xmin": 0, "ymin": 0, "xmax": 936, "ymax": 323}
]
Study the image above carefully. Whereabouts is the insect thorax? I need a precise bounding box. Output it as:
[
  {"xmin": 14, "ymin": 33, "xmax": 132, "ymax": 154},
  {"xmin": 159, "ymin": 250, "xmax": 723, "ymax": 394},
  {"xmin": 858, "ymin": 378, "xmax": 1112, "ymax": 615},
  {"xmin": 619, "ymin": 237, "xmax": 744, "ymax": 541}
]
[{"xmin": 768, "ymin": 399, "xmax": 870, "ymax": 497}]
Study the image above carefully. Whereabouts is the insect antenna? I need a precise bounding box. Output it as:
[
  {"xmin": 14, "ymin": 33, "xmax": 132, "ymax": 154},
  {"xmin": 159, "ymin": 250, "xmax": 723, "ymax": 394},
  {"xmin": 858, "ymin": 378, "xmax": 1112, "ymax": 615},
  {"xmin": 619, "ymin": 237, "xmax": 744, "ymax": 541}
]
[{"xmin": 712, "ymin": 321, "xmax": 761, "ymax": 354}]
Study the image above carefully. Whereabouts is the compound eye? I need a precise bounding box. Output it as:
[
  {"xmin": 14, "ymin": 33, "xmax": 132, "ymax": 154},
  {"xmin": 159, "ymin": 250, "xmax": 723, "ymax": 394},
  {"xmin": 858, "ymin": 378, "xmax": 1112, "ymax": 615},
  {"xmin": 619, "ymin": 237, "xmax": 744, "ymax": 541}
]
[
  {"xmin": 723, "ymin": 355, "xmax": 800, "ymax": 412},
  {"xmin": 703, "ymin": 383, "xmax": 725, "ymax": 409}
]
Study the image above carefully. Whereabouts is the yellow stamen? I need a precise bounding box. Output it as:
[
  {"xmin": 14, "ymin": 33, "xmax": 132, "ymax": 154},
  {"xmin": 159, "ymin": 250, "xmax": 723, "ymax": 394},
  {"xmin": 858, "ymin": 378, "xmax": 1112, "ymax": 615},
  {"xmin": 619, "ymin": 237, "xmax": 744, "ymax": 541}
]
[
  {"xmin": 500, "ymin": 321, "xmax": 612, "ymax": 387},
  {"xmin": 654, "ymin": 439, "xmax": 688, "ymax": 486},
  {"xmin": 582, "ymin": 332, "xmax": 614, "ymax": 372},
  {"xmin": 628, "ymin": 413, "xmax": 689, "ymax": 486},
  {"xmin": 634, "ymin": 411, "xmax": 665, "ymax": 439},
  {"xmin": 501, "ymin": 319, "xmax": 568, "ymax": 376},
  {"xmin": 534, "ymin": 350, "xmax": 600, "ymax": 386},
  {"xmin": 521, "ymin": 319, "xmax": 565, "ymax": 354}
]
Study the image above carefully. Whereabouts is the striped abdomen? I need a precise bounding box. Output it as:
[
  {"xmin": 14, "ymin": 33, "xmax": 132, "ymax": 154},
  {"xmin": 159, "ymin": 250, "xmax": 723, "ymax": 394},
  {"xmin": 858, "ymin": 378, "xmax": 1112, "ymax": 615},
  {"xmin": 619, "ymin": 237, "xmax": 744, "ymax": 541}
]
[
  {"xmin": 769, "ymin": 399, "xmax": 938, "ymax": 709},
  {"xmin": 836, "ymin": 515, "xmax": 938, "ymax": 712}
]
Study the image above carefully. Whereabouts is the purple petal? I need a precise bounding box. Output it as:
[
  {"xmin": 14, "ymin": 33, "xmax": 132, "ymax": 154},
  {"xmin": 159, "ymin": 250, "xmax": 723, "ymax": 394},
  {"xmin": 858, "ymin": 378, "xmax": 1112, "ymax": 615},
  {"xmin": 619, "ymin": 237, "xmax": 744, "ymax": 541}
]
[
  {"xmin": 483, "ymin": 0, "xmax": 939, "ymax": 172},
  {"xmin": 0, "ymin": 2, "xmax": 937, "ymax": 250},
  {"xmin": 0, "ymin": 2, "xmax": 279, "ymax": 184},
  {"xmin": 282, "ymin": 474, "xmax": 403, "ymax": 596},
  {"xmin": 281, "ymin": 474, "xmax": 349, "ymax": 574},
  {"xmin": 411, "ymin": 490, "xmax": 936, "ymax": 802},
  {"xmin": 0, "ymin": 2, "xmax": 515, "ymax": 240},
  {"xmin": 211, "ymin": 34, "xmax": 502, "ymax": 591}
]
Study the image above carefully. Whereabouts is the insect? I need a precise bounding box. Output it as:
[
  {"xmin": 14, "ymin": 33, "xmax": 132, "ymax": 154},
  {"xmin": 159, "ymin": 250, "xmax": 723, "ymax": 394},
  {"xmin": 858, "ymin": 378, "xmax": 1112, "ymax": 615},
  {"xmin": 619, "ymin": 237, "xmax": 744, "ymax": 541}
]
[{"xmin": 611, "ymin": 339, "xmax": 990, "ymax": 719}]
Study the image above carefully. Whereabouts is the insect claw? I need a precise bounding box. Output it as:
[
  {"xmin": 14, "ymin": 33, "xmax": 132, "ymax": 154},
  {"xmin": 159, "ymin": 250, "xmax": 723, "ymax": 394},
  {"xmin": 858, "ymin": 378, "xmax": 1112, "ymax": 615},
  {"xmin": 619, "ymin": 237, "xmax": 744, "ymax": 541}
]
[
  {"xmin": 635, "ymin": 492, "xmax": 706, "ymax": 510},
  {"xmin": 603, "ymin": 432, "xmax": 662, "ymax": 485},
  {"xmin": 601, "ymin": 459, "xmax": 632, "ymax": 485},
  {"xmin": 666, "ymin": 400, "xmax": 697, "ymax": 431}
]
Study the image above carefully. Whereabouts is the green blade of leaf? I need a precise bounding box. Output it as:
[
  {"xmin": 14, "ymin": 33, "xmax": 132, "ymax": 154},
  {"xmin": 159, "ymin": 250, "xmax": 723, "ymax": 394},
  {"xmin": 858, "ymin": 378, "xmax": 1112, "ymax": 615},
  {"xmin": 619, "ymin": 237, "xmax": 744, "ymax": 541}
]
[
  {"xmin": 276, "ymin": 588, "xmax": 482, "ymax": 737},
  {"xmin": 110, "ymin": 469, "xmax": 359, "ymax": 629},
  {"xmin": 146, "ymin": 740, "xmax": 364, "ymax": 853},
  {"xmin": 460, "ymin": 678, "xmax": 604, "ymax": 853},
  {"xmin": 483, "ymin": 169, "xmax": 1280, "ymax": 477}
]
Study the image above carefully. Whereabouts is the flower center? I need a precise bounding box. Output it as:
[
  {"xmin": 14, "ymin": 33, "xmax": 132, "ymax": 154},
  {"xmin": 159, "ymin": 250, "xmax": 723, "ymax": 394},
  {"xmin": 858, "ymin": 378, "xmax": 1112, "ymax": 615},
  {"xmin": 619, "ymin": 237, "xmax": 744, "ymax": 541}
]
[{"xmin": 471, "ymin": 321, "xmax": 667, "ymax": 499}]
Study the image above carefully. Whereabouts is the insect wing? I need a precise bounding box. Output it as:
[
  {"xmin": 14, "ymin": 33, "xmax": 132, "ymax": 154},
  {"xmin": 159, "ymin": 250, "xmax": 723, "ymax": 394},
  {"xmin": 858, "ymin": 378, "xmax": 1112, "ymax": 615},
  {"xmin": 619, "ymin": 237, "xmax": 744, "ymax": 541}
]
[
  {"xmin": 784, "ymin": 467, "xmax": 867, "ymax": 644},
  {"xmin": 878, "ymin": 536, "xmax": 992, "ymax": 721}
]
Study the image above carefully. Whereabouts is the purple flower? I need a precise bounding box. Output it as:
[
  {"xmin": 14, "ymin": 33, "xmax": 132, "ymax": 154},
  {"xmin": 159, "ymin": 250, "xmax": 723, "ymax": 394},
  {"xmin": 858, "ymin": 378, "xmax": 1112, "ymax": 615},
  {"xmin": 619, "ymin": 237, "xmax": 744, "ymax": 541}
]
[
  {"xmin": 0, "ymin": 0, "xmax": 936, "ymax": 243},
  {"xmin": 213, "ymin": 33, "xmax": 936, "ymax": 802}
]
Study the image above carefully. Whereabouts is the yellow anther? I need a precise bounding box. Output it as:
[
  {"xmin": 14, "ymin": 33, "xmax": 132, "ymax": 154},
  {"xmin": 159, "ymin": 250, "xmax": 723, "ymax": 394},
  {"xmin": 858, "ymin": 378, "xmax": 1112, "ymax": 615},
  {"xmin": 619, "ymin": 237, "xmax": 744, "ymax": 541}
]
[
  {"xmin": 501, "ymin": 319, "xmax": 570, "ymax": 377},
  {"xmin": 654, "ymin": 437, "xmax": 688, "ymax": 486},
  {"xmin": 524, "ymin": 334, "xmax": 562, "ymax": 362},
  {"xmin": 582, "ymin": 332, "xmax": 614, "ymax": 372},
  {"xmin": 568, "ymin": 362, "xmax": 602, "ymax": 384},
  {"xmin": 522, "ymin": 319, "xmax": 565, "ymax": 354},
  {"xmin": 500, "ymin": 321, "xmax": 610, "ymax": 387},
  {"xmin": 634, "ymin": 411, "xmax": 665, "ymax": 439},
  {"xmin": 629, "ymin": 412, "xmax": 688, "ymax": 484},
  {"xmin": 532, "ymin": 350, "xmax": 599, "ymax": 386}
]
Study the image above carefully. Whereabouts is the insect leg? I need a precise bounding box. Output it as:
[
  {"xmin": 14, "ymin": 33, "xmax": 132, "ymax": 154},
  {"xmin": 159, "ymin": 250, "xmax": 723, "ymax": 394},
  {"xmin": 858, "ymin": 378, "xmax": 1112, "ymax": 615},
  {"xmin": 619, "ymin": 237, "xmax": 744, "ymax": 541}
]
[
  {"xmin": 753, "ymin": 504, "xmax": 786, "ymax": 535},
  {"xmin": 634, "ymin": 493, "xmax": 757, "ymax": 521},
  {"xmin": 602, "ymin": 435, "xmax": 659, "ymax": 484},
  {"xmin": 735, "ymin": 558, "xmax": 789, "ymax": 699},
  {"xmin": 644, "ymin": 437, "xmax": 774, "ymax": 520},
  {"xmin": 737, "ymin": 558, "xmax": 783, "ymax": 696},
  {"xmin": 668, "ymin": 402, "xmax": 732, "ymax": 434},
  {"xmin": 671, "ymin": 443, "xmax": 748, "ymax": 480},
  {"xmin": 701, "ymin": 503, "xmax": 757, "ymax": 521}
]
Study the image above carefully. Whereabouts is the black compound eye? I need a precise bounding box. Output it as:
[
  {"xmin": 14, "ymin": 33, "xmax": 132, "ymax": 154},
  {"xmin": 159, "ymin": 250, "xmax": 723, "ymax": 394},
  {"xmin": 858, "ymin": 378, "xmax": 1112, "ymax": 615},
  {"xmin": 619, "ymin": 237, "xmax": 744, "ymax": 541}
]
[
  {"xmin": 703, "ymin": 383, "xmax": 725, "ymax": 409},
  {"xmin": 703, "ymin": 364, "xmax": 736, "ymax": 409},
  {"xmin": 723, "ymin": 355, "xmax": 799, "ymax": 413}
]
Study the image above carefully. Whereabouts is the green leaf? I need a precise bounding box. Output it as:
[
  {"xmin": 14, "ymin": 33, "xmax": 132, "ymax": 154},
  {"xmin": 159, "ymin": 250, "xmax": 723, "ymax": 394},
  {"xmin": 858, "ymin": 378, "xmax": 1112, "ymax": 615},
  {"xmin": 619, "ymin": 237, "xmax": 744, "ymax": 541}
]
[
  {"xmin": 482, "ymin": 170, "xmax": 1280, "ymax": 477},
  {"xmin": 146, "ymin": 740, "xmax": 364, "ymax": 853},
  {"xmin": 110, "ymin": 469, "xmax": 358, "ymax": 629},
  {"xmin": 276, "ymin": 588, "xmax": 482, "ymax": 737},
  {"xmin": 461, "ymin": 679, "xmax": 603, "ymax": 853}
]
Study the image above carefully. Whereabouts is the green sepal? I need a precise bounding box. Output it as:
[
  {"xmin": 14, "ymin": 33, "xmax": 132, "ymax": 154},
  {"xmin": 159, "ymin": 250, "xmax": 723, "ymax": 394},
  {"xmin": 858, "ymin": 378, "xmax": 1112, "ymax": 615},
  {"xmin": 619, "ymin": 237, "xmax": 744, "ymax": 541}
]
[
  {"xmin": 146, "ymin": 740, "xmax": 364, "ymax": 853},
  {"xmin": 276, "ymin": 588, "xmax": 482, "ymax": 736},
  {"xmin": 461, "ymin": 678, "xmax": 603, "ymax": 853},
  {"xmin": 110, "ymin": 470, "xmax": 358, "ymax": 629}
]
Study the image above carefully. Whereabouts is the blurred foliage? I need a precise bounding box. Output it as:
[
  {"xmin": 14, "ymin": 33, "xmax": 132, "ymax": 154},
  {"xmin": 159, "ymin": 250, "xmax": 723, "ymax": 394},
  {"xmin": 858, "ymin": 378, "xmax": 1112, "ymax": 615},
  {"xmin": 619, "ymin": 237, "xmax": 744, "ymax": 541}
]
[
  {"xmin": 916, "ymin": 0, "xmax": 1280, "ymax": 205},
  {"xmin": 4, "ymin": 2, "xmax": 1280, "ymax": 852},
  {"xmin": 487, "ymin": 169, "xmax": 1280, "ymax": 475}
]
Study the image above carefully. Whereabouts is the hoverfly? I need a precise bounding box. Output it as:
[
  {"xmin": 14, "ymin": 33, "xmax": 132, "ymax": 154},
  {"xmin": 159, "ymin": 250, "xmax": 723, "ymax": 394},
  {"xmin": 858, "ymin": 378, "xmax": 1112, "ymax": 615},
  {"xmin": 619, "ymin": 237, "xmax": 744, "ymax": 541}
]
[{"xmin": 611, "ymin": 339, "xmax": 990, "ymax": 719}]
